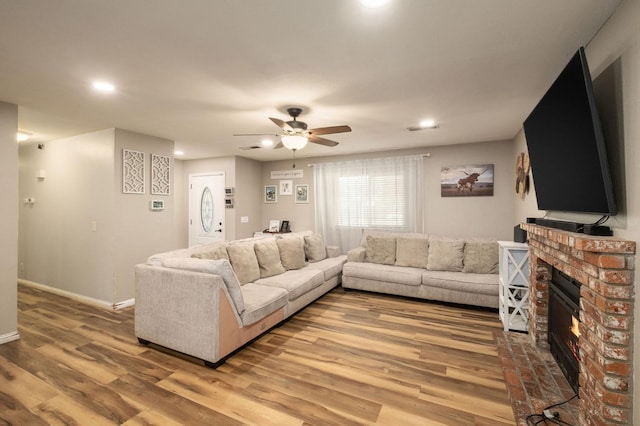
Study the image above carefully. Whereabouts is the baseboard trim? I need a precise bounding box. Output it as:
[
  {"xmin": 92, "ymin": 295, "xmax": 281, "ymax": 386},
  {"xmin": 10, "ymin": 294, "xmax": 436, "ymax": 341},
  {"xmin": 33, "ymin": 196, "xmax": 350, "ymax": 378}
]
[
  {"xmin": 0, "ymin": 331, "xmax": 20, "ymax": 345},
  {"xmin": 18, "ymin": 279, "xmax": 135, "ymax": 311}
]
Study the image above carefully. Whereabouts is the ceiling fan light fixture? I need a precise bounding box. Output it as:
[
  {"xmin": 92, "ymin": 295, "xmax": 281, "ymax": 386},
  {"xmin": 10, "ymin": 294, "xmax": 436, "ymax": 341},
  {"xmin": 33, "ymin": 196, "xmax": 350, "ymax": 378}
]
[{"xmin": 281, "ymin": 134, "xmax": 308, "ymax": 150}]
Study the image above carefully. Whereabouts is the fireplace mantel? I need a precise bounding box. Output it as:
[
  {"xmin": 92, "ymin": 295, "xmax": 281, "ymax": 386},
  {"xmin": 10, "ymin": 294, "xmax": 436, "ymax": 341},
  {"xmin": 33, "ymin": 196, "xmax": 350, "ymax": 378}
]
[{"xmin": 521, "ymin": 223, "xmax": 635, "ymax": 426}]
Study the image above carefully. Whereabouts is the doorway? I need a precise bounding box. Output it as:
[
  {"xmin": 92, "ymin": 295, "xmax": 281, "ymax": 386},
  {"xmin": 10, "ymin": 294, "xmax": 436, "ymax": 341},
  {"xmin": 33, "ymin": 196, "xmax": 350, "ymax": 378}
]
[{"xmin": 189, "ymin": 173, "xmax": 225, "ymax": 247}]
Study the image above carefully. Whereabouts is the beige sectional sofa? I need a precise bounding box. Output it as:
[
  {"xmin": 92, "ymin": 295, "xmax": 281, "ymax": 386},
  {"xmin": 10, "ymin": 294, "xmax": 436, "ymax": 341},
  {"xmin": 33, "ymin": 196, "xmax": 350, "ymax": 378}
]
[
  {"xmin": 343, "ymin": 231, "xmax": 500, "ymax": 308},
  {"xmin": 135, "ymin": 231, "xmax": 346, "ymax": 367}
]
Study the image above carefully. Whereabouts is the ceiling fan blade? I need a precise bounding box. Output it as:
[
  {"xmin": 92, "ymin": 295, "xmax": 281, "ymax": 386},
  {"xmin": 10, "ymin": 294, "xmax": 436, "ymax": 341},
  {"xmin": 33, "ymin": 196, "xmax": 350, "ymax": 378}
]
[
  {"xmin": 274, "ymin": 141, "xmax": 284, "ymax": 149},
  {"xmin": 309, "ymin": 135, "xmax": 339, "ymax": 147},
  {"xmin": 269, "ymin": 117, "xmax": 293, "ymax": 131},
  {"xmin": 308, "ymin": 125, "xmax": 351, "ymax": 136}
]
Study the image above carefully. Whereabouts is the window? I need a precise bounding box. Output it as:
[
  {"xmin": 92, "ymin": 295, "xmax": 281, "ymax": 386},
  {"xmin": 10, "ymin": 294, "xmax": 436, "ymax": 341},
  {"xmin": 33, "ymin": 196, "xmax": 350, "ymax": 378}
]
[
  {"xmin": 314, "ymin": 155, "xmax": 423, "ymax": 250},
  {"xmin": 337, "ymin": 174, "xmax": 405, "ymax": 227}
]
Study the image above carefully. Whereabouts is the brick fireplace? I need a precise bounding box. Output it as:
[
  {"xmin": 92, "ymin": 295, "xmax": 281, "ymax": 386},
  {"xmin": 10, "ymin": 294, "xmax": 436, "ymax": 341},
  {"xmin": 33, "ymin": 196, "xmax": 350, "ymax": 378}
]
[{"xmin": 521, "ymin": 223, "xmax": 635, "ymax": 425}]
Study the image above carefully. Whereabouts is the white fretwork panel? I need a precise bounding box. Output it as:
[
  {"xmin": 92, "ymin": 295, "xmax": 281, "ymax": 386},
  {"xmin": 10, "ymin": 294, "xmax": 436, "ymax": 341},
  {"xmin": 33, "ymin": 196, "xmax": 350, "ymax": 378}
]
[
  {"xmin": 498, "ymin": 241, "xmax": 530, "ymax": 332},
  {"xmin": 151, "ymin": 154, "xmax": 171, "ymax": 195},
  {"xmin": 122, "ymin": 149, "xmax": 145, "ymax": 194}
]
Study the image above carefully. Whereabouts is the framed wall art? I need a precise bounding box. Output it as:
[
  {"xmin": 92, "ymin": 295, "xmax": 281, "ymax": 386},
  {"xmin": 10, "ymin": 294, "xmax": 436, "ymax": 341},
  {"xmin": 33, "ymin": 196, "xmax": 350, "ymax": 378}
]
[
  {"xmin": 440, "ymin": 164, "xmax": 494, "ymax": 197},
  {"xmin": 295, "ymin": 184, "xmax": 309, "ymax": 203},
  {"xmin": 151, "ymin": 154, "xmax": 171, "ymax": 195},
  {"xmin": 279, "ymin": 180, "xmax": 293, "ymax": 195},
  {"xmin": 264, "ymin": 185, "xmax": 277, "ymax": 203},
  {"xmin": 122, "ymin": 149, "xmax": 145, "ymax": 194}
]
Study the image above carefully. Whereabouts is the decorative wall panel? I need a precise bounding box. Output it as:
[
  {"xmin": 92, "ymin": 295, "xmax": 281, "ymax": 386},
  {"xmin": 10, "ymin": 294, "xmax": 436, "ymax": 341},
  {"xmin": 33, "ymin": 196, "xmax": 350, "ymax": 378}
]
[
  {"xmin": 151, "ymin": 154, "xmax": 171, "ymax": 195},
  {"xmin": 122, "ymin": 149, "xmax": 145, "ymax": 194}
]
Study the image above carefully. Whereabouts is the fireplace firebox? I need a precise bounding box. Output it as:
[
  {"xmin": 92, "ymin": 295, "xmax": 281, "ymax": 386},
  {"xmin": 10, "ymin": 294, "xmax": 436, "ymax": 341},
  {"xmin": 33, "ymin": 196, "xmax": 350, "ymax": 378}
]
[{"xmin": 548, "ymin": 267, "xmax": 581, "ymax": 393}]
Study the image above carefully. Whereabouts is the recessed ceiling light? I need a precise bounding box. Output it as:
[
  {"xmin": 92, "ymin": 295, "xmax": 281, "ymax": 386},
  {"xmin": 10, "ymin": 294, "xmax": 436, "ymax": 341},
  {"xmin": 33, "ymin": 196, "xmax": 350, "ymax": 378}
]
[
  {"xmin": 174, "ymin": 150, "xmax": 184, "ymax": 156},
  {"xmin": 16, "ymin": 131, "xmax": 32, "ymax": 142},
  {"xmin": 359, "ymin": 0, "xmax": 391, "ymax": 8},
  {"xmin": 261, "ymin": 139, "xmax": 273, "ymax": 147},
  {"xmin": 420, "ymin": 119, "xmax": 436, "ymax": 128},
  {"xmin": 92, "ymin": 81, "xmax": 116, "ymax": 93}
]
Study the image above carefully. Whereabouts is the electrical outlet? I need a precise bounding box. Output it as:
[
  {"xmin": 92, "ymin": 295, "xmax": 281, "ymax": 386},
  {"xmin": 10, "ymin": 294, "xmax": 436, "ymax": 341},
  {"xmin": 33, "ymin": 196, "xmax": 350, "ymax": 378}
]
[
  {"xmin": 91, "ymin": 221, "xmax": 97, "ymax": 232},
  {"xmin": 241, "ymin": 216, "xmax": 249, "ymax": 223}
]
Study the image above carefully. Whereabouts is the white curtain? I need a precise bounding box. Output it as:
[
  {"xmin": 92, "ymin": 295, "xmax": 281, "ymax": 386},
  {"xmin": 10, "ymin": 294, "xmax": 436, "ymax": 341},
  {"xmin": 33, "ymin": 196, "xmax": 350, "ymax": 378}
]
[{"xmin": 314, "ymin": 155, "xmax": 424, "ymax": 251}]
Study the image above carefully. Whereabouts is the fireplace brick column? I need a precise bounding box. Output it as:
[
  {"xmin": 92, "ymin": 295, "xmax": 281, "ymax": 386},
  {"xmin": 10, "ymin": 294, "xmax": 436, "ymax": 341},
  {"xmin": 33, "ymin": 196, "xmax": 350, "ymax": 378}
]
[{"xmin": 521, "ymin": 224, "xmax": 635, "ymax": 426}]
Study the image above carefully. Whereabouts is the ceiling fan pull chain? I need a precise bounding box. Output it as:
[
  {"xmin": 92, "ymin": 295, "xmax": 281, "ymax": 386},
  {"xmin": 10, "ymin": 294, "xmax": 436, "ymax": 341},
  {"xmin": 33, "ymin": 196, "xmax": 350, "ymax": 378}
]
[{"xmin": 292, "ymin": 149, "xmax": 297, "ymax": 168}]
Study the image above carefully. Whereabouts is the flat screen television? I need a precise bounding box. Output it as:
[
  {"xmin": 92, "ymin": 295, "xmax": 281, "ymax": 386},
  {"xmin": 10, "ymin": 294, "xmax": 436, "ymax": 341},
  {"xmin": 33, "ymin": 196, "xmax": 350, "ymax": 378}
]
[{"xmin": 523, "ymin": 47, "xmax": 617, "ymax": 215}]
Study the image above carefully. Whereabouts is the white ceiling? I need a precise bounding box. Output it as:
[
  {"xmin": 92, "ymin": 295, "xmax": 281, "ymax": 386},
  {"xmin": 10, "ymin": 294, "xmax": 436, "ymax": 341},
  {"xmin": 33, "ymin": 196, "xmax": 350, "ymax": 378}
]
[{"xmin": 0, "ymin": 0, "xmax": 621, "ymax": 160}]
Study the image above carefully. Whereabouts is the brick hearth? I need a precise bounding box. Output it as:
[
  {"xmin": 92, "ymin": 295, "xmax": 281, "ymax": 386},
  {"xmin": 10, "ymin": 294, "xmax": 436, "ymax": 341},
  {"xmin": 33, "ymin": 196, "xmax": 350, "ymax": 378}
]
[{"xmin": 521, "ymin": 223, "xmax": 635, "ymax": 426}]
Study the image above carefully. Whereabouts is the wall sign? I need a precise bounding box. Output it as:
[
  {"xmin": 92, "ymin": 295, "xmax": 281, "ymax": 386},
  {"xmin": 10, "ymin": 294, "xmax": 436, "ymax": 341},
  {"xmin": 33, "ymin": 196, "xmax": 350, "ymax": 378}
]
[{"xmin": 271, "ymin": 169, "xmax": 303, "ymax": 179}]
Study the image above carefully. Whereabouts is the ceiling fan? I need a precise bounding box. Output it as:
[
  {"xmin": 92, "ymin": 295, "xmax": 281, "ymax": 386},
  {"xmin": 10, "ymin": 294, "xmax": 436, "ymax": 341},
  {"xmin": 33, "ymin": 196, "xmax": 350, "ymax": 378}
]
[{"xmin": 234, "ymin": 107, "xmax": 351, "ymax": 151}]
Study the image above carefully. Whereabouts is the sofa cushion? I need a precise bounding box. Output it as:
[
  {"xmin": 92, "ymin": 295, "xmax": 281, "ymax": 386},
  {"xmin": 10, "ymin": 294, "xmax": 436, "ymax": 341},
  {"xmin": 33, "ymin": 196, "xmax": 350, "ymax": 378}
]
[
  {"xmin": 422, "ymin": 270, "xmax": 499, "ymax": 296},
  {"xmin": 255, "ymin": 269, "xmax": 325, "ymax": 301},
  {"xmin": 343, "ymin": 262, "xmax": 422, "ymax": 286},
  {"xmin": 304, "ymin": 233, "xmax": 327, "ymax": 262},
  {"xmin": 160, "ymin": 257, "xmax": 244, "ymax": 314},
  {"xmin": 365, "ymin": 235, "xmax": 396, "ymax": 265},
  {"xmin": 276, "ymin": 237, "xmax": 306, "ymax": 270},
  {"xmin": 191, "ymin": 241, "xmax": 229, "ymax": 261},
  {"xmin": 463, "ymin": 241, "xmax": 499, "ymax": 274},
  {"xmin": 254, "ymin": 239, "xmax": 286, "ymax": 278},
  {"xmin": 239, "ymin": 283, "xmax": 288, "ymax": 326},
  {"xmin": 303, "ymin": 255, "xmax": 348, "ymax": 281},
  {"xmin": 395, "ymin": 237, "xmax": 429, "ymax": 268},
  {"xmin": 427, "ymin": 239, "xmax": 464, "ymax": 272},
  {"xmin": 226, "ymin": 243, "xmax": 261, "ymax": 285}
]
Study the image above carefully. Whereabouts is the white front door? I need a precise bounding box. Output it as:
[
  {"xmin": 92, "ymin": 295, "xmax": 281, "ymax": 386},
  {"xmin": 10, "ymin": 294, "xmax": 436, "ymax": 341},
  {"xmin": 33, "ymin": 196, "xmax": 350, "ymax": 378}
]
[{"xmin": 189, "ymin": 173, "xmax": 225, "ymax": 247}]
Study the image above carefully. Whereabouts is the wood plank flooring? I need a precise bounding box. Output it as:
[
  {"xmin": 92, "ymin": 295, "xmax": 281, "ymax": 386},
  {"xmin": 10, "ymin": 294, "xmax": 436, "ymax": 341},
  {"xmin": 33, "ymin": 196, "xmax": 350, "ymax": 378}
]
[{"xmin": 1, "ymin": 284, "xmax": 515, "ymax": 425}]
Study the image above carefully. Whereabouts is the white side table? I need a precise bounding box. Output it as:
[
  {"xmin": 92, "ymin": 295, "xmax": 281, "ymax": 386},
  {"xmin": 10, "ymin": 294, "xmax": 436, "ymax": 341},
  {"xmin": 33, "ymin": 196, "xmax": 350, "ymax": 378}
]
[{"xmin": 498, "ymin": 241, "xmax": 530, "ymax": 332}]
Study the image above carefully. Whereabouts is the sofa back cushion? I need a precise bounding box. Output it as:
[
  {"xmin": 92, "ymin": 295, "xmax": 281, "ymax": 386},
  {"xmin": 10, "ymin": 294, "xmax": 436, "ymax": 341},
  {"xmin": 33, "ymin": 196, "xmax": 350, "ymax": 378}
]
[
  {"xmin": 161, "ymin": 257, "xmax": 244, "ymax": 314},
  {"xmin": 365, "ymin": 235, "xmax": 396, "ymax": 265},
  {"xmin": 427, "ymin": 239, "xmax": 465, "ymax": 272},
  {"xmin": 190, "ymin": 241, "xmax": 229, "ymax": 261},
  {"xmin": 395, "ymin": 237, "xmax": 429, "ymax": 268},
  {"xmin": 304, "ymin": 233, "xmax": 327, "ymax": 262},
  {"xmin": 276, "ymin": 237, "xmax": 306, "ymax": 270},
  {"xmin": 254, "ymin": 239, "xmax": 286, "ymax": 278},
  {"xmin": 462, "ymin": 240, "xmax": 499, "ymax": 274},
  {"xmin": 227, "ymin": 243, "xmax": 261, "ymax": 284}
]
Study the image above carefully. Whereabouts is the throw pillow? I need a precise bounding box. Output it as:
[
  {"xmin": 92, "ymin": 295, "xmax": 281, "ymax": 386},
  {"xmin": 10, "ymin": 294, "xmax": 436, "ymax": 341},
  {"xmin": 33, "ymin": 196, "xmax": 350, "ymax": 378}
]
[
  {"xmin": 276, "ymin": 237, "xmax": 306, "ymax": 270},
  {"xmin": 254, "ymin": 239, "xmax": 286, "ymax": 278},
  {"xmin": 395, "ymin": 237, "xmax": 429, "ymax": 268},
  {"xmin": 462, "ymin": 241, "xmax": 499, "ymax": 274},
  {"xmin": 304, "ymin": 233, "xmax": 327, "ymax": 262},
  {"xmin": 226, "ymin": 243, "xmax": 261, "ymax": 285},
  {"xmin": 427, "ymin": 239, "xmax": 465, "ymax": 272},
  {"xmin": 365, "ymin": 235, "xmax": 396, "ymax": 265},
  {"xmin": 191, "ymin": 241, "xmax": 229, "ymax": 261}
]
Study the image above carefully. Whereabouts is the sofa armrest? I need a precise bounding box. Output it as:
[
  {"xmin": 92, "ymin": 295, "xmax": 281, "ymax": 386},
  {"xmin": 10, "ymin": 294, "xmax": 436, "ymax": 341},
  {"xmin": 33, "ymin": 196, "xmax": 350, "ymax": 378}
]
[
  {"xmin": 326, "ymin": 245, "xmax": 341, "ymax": 258},
  {"xmin": 347, "ymin": 246, "xmax": 366, "ymax": 262},
  {"xmin": 135, "ymin": 264, "xmax": 239, "ymax": 363}
]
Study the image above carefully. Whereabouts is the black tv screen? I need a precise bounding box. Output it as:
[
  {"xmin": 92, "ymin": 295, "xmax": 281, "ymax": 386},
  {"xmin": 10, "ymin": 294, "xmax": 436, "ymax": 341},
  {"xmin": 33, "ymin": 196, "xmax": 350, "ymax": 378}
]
[{"xmin": 523, "ymin": 47, "xmax": 617, "ymax": 215}]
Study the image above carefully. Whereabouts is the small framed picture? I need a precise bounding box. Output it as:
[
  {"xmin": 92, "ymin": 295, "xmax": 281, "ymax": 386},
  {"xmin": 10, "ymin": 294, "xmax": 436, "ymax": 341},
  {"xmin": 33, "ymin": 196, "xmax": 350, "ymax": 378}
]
[
  {"xmin": 268, "ymin": 220, "xmax": 280, "ymax": 232},
  {"xmin": 295, "ymin": 184, "xmax": 309, "ymax": 203},
  {"xmin": 265, "ymin": 185, "xmax": 277, "ymax": 203},
  {"xmin": 280, "ymin": 220, "xmax": 290, "ymax": 232},
  {"xmin": 280, "ymin": 180, "xmax": 293, "ymax": 196}
]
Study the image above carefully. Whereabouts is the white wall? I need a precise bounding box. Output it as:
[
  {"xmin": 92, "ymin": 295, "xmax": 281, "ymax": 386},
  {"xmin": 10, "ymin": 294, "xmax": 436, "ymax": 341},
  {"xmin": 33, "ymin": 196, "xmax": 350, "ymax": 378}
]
[
  {"xmin": 0, "ymin": 101, "xmax": 18, "ymax": 342},
  {"xmin": 19, "ymin": 129, "xmax": 116, "ymax": 302},
  {"xmin": 113, "ymin": 129, "xmax": 175, "ymax": 301},
  {"xmin": 18, "ymin": 128, "xmax": 175, "ymax": 304},
  {"xmin": 261, "ymin": 139, "xmax": 516, "ymax": 241},
  {"xmin": 513, "ymin": 1, "xmax": 640, "ymax": 419},
  {"xmin": 234, "ymin": 156, "xmax": 263, "ymax": 239}
]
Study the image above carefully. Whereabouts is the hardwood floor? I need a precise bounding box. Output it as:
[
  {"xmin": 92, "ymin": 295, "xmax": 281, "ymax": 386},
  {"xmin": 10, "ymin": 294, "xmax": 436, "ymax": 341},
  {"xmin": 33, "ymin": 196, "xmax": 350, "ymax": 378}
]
[{"xmin": 1, "ymin": 284, "xmax": 515, "ymax": 425}]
